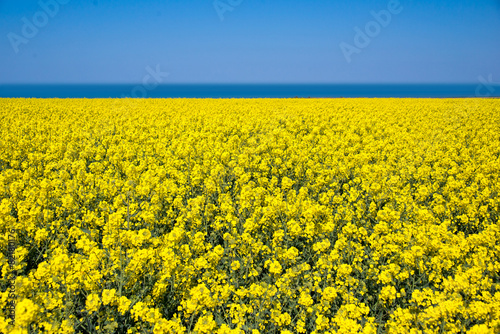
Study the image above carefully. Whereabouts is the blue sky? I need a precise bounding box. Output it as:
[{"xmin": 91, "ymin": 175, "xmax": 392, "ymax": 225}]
[{"xmin": 0, "ymin": 0, "xmax": 499, "ymax": 84}]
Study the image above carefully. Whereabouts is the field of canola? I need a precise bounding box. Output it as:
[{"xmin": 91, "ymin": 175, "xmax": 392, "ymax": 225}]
[{"xmin": 0, "ymin": 98, "xmax": 500, "ymax": 334}]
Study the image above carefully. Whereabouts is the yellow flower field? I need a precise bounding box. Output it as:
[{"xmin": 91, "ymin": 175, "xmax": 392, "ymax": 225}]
[{"xmin": 0, "ymin": 98, "xmax": 499, "ymax": 333}]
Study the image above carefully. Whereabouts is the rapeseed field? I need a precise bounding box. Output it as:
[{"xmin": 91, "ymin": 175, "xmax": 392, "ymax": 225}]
[{"xmin": 0, "ymin": 98, "xmax": 499, "ymax": 333}]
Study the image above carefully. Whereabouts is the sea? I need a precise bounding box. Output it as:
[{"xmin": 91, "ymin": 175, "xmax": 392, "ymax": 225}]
[{"xmin": 0, "ymin": 84, "xmax": 499, "ymax": 99}]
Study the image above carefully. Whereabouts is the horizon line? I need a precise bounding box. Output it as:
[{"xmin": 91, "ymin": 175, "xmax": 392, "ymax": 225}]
[{"xmin": 0, "ymin": 82, "xmax": 494, "ymax": 86}]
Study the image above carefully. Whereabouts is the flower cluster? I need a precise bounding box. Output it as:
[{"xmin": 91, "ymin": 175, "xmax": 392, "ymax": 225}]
[{"xmin": 0, "ymin": 98, "xmax": 499, "ymax": 333}]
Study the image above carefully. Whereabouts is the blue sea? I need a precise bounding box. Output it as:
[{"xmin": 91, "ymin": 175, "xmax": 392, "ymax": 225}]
[{"xmin": 1, "ymin": 84, "xmax": 499, "ymax": 98}]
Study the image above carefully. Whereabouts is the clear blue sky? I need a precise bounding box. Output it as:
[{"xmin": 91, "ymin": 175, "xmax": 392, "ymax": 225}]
[{"xmin": 1, "ymin": 0, "xmax": 499, "ymax": 84}]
